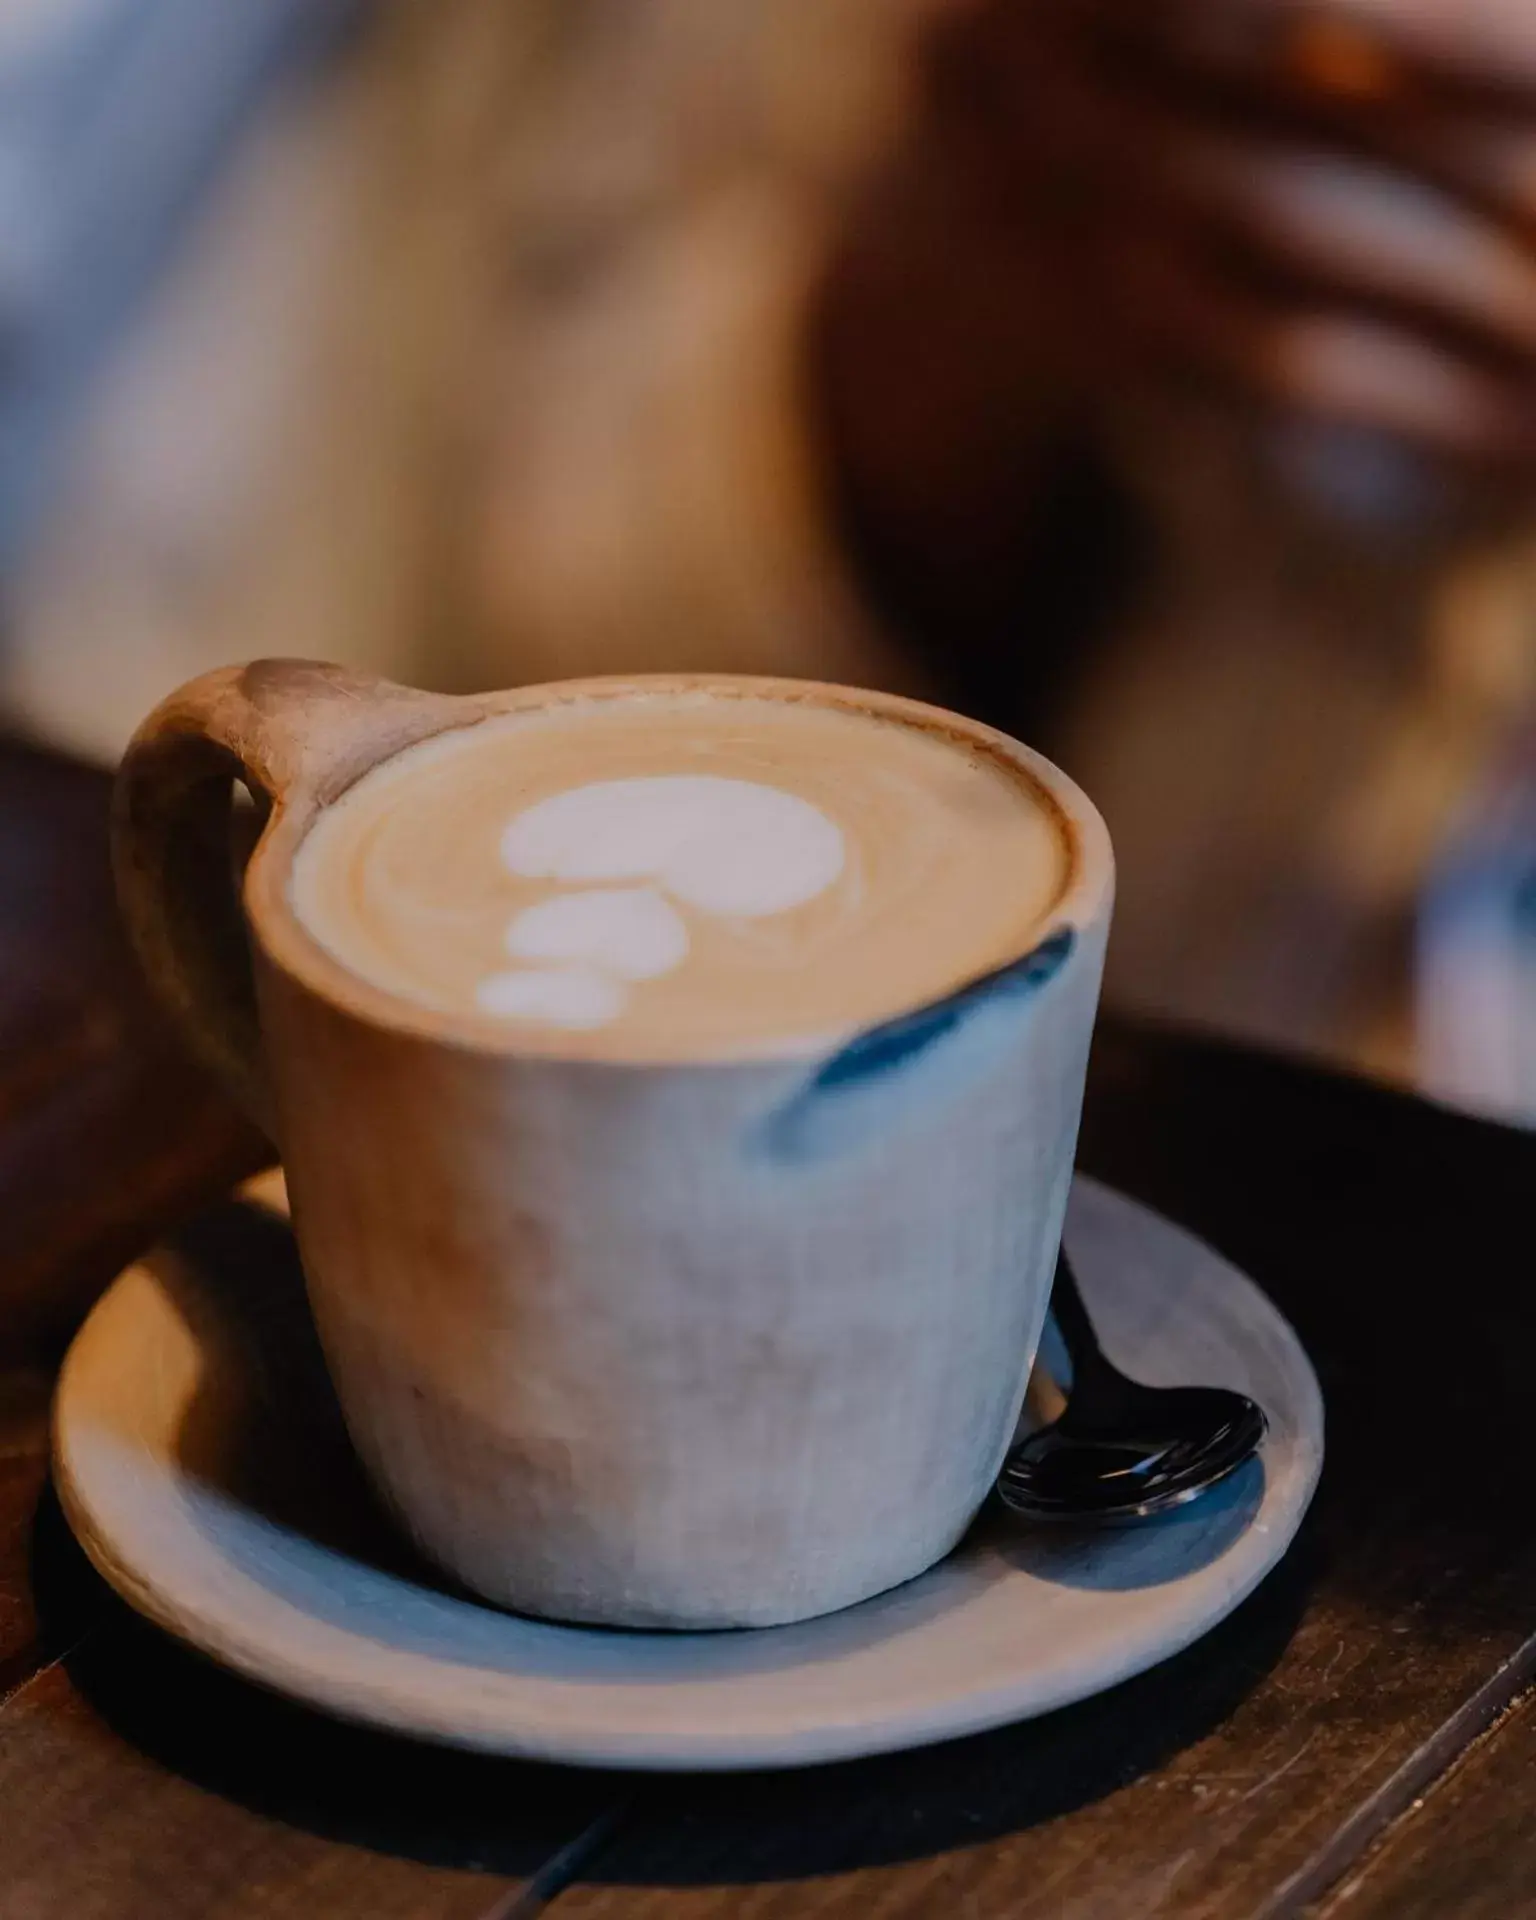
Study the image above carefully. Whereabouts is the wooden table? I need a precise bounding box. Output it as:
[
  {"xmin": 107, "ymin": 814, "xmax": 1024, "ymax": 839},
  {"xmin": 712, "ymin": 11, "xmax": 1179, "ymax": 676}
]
[{"xmin": 1, "ymin": 738, "xmax": 1533, "ymax": 1919}]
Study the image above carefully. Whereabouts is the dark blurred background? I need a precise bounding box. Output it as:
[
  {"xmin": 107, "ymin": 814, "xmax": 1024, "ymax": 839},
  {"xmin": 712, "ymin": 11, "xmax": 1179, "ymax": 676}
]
[{"xmin": 0, "ymin": 0, "xmax": 1531, "ymax": 1123}]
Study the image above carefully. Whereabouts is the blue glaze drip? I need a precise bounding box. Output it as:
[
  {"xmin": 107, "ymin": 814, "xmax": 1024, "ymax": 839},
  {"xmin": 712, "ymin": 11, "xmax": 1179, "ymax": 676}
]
[
  {"xmin": 759, "ymin": 925, "xmax": 1076, "ymax": 1164},
  {"xmin": 812, "ymin": 926, "xmax": 1075, "ymax": 1092}
]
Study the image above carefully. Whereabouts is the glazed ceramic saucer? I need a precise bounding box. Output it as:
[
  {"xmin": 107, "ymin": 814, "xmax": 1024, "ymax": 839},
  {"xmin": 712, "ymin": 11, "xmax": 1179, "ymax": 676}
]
[{"xmin": 53, "ymin": 1176, "xmax": 1322, "ymax": 1771}]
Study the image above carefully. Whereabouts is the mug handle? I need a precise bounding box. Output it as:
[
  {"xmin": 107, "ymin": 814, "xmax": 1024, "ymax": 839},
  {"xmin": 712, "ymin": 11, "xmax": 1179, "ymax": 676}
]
[{"xmin": 112, "ymin": 659, "xmax": 469, "ymax": 1136}]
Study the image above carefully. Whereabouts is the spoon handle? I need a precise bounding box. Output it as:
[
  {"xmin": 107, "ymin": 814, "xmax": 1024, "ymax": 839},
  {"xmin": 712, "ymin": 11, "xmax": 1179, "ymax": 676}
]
[{"xmin": 1047, "ymin": 1247, "xmax": 1104, "ymax": 1370}]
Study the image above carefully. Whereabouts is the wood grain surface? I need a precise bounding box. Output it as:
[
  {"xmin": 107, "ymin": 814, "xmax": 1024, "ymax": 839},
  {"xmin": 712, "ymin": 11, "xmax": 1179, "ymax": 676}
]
[
  {"xmin": 544, "ymin": 1032, "xmax": 1536, "ymax": 1918},
  {"xmin": 0, "ymin": 1383, "xmax": 618, "ymax": 1920},
  {"xmin": 0, "ymin": 742, "xmax": 270, "ymax": 1362},
  {"xmin": 0, "ymin": 1370, "xmax": 51, "ymax": 1685},
  {"xmin": 0, "ymin": 736, "xmax": 618, "ymax": 1917},
  {"xmin": 1321, "ymin": 1688, "xmax": 1536, "ymax": 1920},
  {"xmin": 1, "ymin": 733, "xmax": 1534, "ymax": 1917}
]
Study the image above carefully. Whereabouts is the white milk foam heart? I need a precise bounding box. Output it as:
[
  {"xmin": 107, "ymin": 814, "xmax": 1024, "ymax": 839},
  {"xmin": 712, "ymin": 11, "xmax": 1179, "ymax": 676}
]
[
  {"xmin": 481, "ymin": 777, "xmax": 847, "ymax": 1026},
  {"xmin": 475, "ymin": 964, "xmax": 627, "ymax": 1028},
  {"xmin": 503, "ymin": 887, "xmax": 689, "ymax": 980}
]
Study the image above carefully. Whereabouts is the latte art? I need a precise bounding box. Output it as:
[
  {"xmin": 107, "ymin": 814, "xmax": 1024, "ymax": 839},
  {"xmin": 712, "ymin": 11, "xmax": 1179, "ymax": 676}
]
[
  {"xmin": 480, "ymin": 777, "xmax": 847, "ymax": 1028},
  {"xmin": 502, "ymin": 884, "xmax": 690, "ymax": 979},
  {"xmin": 290, "ymin": 688, "xmax": 1070, "ymax": 1060},
  {"xmin": 499, "ymin": 776, "xmax": 847, "ymax": 915}
]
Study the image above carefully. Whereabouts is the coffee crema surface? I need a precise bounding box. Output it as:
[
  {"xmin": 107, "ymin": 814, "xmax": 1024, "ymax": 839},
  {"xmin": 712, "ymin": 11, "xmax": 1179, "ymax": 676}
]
[{"xmin": 289, "ymin": 689, "xmax": 1070, "ymax": 1060}]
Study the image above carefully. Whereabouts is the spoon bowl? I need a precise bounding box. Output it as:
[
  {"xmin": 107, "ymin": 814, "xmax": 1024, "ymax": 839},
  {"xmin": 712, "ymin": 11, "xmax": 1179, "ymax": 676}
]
[{"xmin": 997, "ymin": 1249, "xmax": 1268, "ymax": 1524}]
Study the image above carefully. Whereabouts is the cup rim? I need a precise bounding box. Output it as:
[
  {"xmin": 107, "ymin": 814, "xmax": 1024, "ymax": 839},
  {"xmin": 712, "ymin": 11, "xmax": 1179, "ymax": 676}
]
[{"xmin": 244, "ymin": 672, "xmax": 1114, "ymax": 1068}]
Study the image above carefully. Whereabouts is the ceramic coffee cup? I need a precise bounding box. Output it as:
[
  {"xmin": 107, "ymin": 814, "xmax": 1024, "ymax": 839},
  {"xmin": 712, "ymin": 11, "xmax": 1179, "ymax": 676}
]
[{"xmin": 113, "ymin": 661, "xmax": 1113, "ymax": 1629}]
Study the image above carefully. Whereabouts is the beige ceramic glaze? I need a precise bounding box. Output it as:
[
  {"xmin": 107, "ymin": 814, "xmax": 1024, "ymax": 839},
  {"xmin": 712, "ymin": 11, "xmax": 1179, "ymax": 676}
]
[{"xmin": 113, "ymin": 662, "xmax": 1113, "ymax": 1628}]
